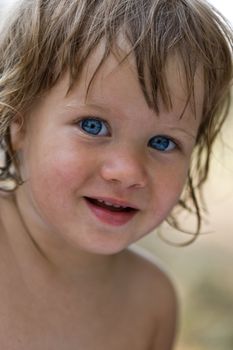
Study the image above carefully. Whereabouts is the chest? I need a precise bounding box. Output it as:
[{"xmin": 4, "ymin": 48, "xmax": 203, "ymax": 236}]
[
  {"xmin": 0, "ymin": 283, "xmax": 155, "ymax": 350},
  {"xmin": 0, "ymin": 308, "xmax": 154, "ymax": 350}
]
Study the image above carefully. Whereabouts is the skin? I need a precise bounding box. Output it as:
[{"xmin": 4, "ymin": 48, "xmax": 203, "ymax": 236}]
[{"xmin": 0, "ymin": 47, "xmax": 203, "ymax": 349}]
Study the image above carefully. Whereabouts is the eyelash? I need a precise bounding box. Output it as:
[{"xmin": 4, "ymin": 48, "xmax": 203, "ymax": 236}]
[{"xmin": 77, "ymin": 117, "xmax": 178, "ymax": 152}]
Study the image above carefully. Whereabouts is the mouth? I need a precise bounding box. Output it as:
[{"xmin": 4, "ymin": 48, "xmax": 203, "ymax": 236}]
[
  {"xmin": 84, "ymin": 197, "xmax": 137, "ymax": 212},
  {"xmin": 84, "ymin": 196, "xmax": 139, "ymax": 226}
]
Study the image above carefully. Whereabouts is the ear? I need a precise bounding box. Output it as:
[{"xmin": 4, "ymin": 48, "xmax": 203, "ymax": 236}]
[{"xmin": 9, "ymin": 114, "xmax": 26, "ymax": 151}]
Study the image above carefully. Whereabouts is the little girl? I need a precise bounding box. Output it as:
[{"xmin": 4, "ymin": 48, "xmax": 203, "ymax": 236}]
[{"xmin": 0, "ymin": 0, "xmax": 232, "ymax": 349}]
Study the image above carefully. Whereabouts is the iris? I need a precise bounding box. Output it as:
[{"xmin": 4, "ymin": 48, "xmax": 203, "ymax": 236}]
[
  {"xmin": 148, "ymin": 136, "xmax": 176, "ymax": 152},
  {"xmin": 80, "ymin": 118, "xmax": 105, "ymax": 135}
]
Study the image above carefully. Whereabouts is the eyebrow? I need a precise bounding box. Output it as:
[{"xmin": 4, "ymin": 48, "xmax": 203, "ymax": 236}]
[
  {"xmin": 65, "ymin": 102, "xmax": 110, "ymax": 113},
  {"xmin": 169, "ymin": 127, "xmax": 197, "ymax": 139}
]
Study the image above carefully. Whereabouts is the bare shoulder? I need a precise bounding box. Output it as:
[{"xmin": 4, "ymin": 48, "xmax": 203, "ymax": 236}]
[
  {"xmin": 123, "ymin": 244, "xmax": 178, "ymax": 349},
  {"xmin": 126, "ymin": 244, "xmax": 177, "ymax": 301}
]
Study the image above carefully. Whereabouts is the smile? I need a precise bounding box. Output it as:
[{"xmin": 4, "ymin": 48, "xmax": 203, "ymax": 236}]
[{"xmin": 84, "ymin": 197, "xmax": 138, "ymax": 226}]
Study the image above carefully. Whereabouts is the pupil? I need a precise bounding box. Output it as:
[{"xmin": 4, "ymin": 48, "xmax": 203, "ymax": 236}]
[
  {"xmin": 83, "ymin": 119, "xmax": 101, "ymax": 135},
  {"xmin": 158, "ymin": 138, "xmax": 168, "ymax": 149},
  {"xmin": 150, "ymin": 137, "xmax": 169, "ymax": 150}
]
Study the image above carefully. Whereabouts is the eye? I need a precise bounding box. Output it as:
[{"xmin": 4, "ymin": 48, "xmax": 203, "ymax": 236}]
[
  {"xmin": 148, "ymin": 135, "xmax": 176, "ymax": 152},
  {"xmin": 78, "ymin": 118, "xmax": 109, "ymax": 136}
]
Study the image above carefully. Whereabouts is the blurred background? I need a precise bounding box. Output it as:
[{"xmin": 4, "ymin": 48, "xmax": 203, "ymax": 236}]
[{"xmin": 0, "ymin": 0, "xmax": 233, "ymax": 349}]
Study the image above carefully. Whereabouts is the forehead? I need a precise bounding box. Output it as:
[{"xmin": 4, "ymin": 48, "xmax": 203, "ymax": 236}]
[
  {"xmin": 69, "ymin": 44, "xmax": 204, "ymax": 126},
  {"xmin": 160, "ymin": 55, "xmax": 204, "ymax": 121}
]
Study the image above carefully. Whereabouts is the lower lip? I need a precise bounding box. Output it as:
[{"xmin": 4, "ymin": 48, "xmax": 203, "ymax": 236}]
[{"xmin": 85, "ymin": 199, "xmax": 137, "ymax": 226}]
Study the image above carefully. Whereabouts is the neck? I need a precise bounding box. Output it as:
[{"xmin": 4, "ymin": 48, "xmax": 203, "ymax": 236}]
[{"xmin": 0, "ymin": 194, "xmax": 121, "ymax": 290}]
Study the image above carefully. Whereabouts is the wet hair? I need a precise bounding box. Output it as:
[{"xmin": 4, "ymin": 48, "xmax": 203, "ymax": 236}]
[{"xmin": 0, "ymin": 0, "xmax": 232, "ymax": 241}]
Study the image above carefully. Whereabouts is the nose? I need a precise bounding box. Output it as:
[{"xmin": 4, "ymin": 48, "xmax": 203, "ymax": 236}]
[{"xmin": 100, "ymin": 146, "xmax": 147, "ymax": 189}]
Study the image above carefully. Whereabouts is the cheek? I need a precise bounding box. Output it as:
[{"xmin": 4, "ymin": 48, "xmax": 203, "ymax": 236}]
[
  {"xmin": 24, "ymin": 146, "xmax": 96, "ymax": 216},
  {"xmin": 135, "ymin": 169, "xmax": 188, "ymax": 243},
  {"xmin": 150, "ymin": 163, "xmax": 189, "ymax": 218},
  {"xmin": 28, "ymin": 138, "xmax": 96, "ymax": 186}
]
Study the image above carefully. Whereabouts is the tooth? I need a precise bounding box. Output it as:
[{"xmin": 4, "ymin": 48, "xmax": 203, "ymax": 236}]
[
  {"xmin": 96, "ymin": 198, "xmax": 128, "ymax": 209},
  {"xmin": 112, "ymin": 204, "xmax": 122, "ymax": 208},
  {"xmin": 104, "ymin": 201, "xmax": 114, "ymax": 206},
  {"xmin": 97, "ymin": 199, "xmax": 105, "ymax": 203},
  {"xmin": 106, "ymin": 202, "xmax": 126, "ymax": 208}
]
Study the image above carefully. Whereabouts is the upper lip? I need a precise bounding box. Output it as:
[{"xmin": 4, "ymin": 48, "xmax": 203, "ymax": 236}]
[{"xmin": 84, "ymin": 196, "xmax": 139, "ymax": 210}]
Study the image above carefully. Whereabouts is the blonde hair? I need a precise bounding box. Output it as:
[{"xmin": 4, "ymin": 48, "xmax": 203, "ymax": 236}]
[{"xmin": 0, "ymin": 0, "xmax": 232, "ymax": 239}]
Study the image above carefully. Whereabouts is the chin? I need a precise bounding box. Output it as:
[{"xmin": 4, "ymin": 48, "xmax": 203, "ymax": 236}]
[
  {"xmin": 84, "ymin": 241, "xmax": 129, "ymax": 256},
  {"xmin": 73, "ymin": 235, "xmax": 132, "ymax": 256}
]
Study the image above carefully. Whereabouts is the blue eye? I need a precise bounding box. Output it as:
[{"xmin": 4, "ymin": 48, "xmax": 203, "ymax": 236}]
[
  {"xmin": 148, "ymin": 135, "xmax": 176, "ymax": 152},
  {"xmin": 79, "ymin": 118, "xmax": 109, "ymax": 136}
]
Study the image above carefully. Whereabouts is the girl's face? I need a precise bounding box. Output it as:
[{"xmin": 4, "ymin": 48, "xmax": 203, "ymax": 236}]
[{"xmin": 12, "ymin": 49, "xmax": 203, "ymax": 255}]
